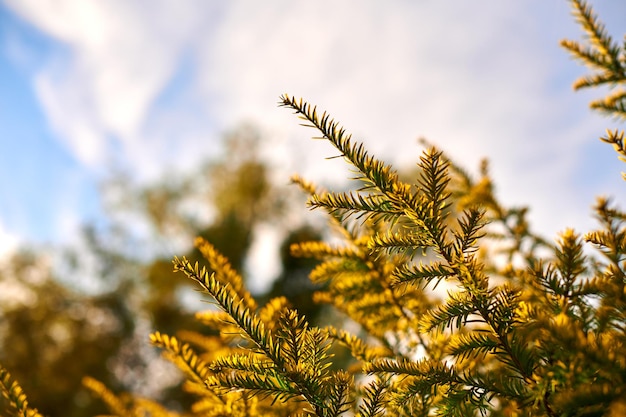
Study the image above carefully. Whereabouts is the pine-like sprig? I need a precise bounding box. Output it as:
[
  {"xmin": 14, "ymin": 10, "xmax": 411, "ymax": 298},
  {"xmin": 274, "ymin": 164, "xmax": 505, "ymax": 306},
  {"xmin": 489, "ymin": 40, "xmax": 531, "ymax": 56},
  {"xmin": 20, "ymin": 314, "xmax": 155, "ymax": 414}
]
[
  {"xmin": 281, "ymin": 95, "xmax": 550, "ymax": 412},
  {"xmin": 600, "ymin": 129, "xmax": 626, "ymax": 169},
  {"xmin": 194, "ymin": 237, "xmax": 258, "ymax": 311},
  {"xmin": 355, "ymin": 377, "xmax": 388, "ymax": 417},
  {"xmin": 82, "ymin": 376, "xmax": 134, "ymax": 417},
  {"xmin": 561, "ymin": 0, "xmax": 626, "ymax": 126},
  {"xmin": 326, "ymin": 328, "xmax": 392, "ymax": 363},
  {"xmin": 83, "ymin": 376, "xmax": 182, "ymax": 417},
  {"xmin": 0, "ymin": 365, "xmax": 43, "ymax": 417},
  {"xmin": 280, "ymin": 95, "xmax": 411, "ymax": 201},
  {"xmin": 173, "ymin": 249, "xmax": 359, "ymax": 415},
  {"xmin": 173, "ymin": 255, "xmax": 280, "ymax": 364},
  {"xmin": 149, "ymin": 332, "xmax": 212, "ymax": 384}
]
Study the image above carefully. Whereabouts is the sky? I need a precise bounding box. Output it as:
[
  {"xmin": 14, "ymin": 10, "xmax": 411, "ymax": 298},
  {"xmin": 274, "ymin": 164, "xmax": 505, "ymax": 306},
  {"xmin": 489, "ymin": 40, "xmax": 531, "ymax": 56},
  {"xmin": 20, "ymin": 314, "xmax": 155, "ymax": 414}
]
[{"xmin": 0, "ymin": 1, "xmax": 624, "ymax": 265}]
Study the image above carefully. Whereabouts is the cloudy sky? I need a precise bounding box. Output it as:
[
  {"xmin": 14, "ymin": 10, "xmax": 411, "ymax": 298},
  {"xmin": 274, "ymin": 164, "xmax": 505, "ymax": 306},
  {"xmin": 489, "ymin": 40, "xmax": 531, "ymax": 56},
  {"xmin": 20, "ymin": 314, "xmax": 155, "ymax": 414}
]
[{"xmin": 0, "ymin": 0, "xmax": 624, "ymax": 259}]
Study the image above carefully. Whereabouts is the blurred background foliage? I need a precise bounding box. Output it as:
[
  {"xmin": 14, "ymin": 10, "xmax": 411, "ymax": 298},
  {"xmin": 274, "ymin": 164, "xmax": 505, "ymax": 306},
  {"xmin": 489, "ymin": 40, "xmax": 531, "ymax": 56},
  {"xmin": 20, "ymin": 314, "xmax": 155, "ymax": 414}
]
[{"xmin": 0, "ymin": 124, "xmax": 327, "ymax": 416}]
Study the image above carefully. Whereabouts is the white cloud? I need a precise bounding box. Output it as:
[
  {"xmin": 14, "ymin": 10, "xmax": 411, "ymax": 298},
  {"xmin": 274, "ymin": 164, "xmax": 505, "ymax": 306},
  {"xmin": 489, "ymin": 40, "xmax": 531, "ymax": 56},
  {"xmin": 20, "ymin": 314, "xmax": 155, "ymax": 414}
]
[
  {"xmin": 5, "ymin": 0, "xmax": 214, "ymax": 175},
  {"xmin": 191, "ymin": 0, "xmax": 624, "ymax": 237},
  {"xmin": 2, "ymin": 0, "xmax": 625, "ymax": 247},
  {"xmin": 0, "ymin": 220, "xmax": 19, "ymax": 260}
]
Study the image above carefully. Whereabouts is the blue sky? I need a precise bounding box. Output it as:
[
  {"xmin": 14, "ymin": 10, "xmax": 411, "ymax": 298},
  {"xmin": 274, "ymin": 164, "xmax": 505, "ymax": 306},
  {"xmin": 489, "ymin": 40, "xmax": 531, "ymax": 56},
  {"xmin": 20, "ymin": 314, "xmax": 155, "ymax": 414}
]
[{"xmin": 0, "ymin": 0, "xmax": 624, "ymax": 261}]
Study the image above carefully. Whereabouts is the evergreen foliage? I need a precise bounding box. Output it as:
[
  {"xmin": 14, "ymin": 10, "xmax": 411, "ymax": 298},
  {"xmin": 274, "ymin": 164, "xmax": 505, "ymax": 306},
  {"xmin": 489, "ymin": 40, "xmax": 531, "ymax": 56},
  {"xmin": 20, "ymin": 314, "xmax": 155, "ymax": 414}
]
[
  {"xmin": 1, "ymin": 0, "xmax": 625, "ymax": 416},
  {"xmin": 0, "ymin": 250, "xmax": 137, "ymax": 417},
  {"xmin": 561, "ymin": 0, "xmax": 626, "ymax": 178},
  {"xmin": 0, "ymin": 366, "xmax": 42, "ymax": 417},
  {"xmin": 561, "ymin": 0, "xmax": 626, "ymax": 120}
]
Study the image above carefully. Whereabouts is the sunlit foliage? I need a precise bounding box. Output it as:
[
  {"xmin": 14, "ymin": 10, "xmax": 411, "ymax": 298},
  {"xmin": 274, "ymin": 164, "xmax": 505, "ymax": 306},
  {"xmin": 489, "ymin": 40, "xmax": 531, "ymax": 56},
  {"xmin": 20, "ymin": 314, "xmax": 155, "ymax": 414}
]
[{"xmin": 1, "ymin": 0, "xmax": 624, "ymax": 416}]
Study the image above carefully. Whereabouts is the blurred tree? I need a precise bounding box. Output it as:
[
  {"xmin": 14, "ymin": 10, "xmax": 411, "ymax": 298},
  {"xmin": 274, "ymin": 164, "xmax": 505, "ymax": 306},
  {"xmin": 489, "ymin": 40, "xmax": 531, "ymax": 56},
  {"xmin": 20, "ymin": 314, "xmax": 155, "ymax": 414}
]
[
  {"xmin": 121, "ymin": 125, "xmax": 290, "ymax": 333},
  {"xmin": 0, "ymin": 250, "xmax": 134, "ymax": 417},
  {"xmin": 98, "ymin": 124, "xmax": 327, "ymax": 409},
  {"xmin": 0, "ymin": 123, "xmax": 325, "ymax": 416}
]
